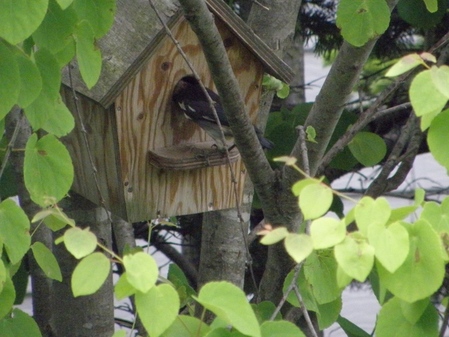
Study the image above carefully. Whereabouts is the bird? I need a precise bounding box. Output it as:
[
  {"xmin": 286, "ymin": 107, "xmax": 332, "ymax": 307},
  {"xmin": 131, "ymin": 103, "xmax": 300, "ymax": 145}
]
[{"xmin": 172, "ymin": 75, "xmax": 274, "ymax": 151}]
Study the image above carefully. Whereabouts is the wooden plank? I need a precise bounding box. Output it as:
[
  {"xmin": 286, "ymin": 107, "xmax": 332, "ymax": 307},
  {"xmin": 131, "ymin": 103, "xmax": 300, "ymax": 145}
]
[
  {"xmin": 115, "ymin": 18, "xmax": 265, "ymax": 221},
  {"xmin": 148, "ymin": 142, "xmax": 241, "ymax": 170},
  {"xmin": 61, "ymin": 86, "xmax": 127, "ymax": 220},
  {"xmin": 206, "ymin": 0, "xmax": 295, "ymax": 84}
]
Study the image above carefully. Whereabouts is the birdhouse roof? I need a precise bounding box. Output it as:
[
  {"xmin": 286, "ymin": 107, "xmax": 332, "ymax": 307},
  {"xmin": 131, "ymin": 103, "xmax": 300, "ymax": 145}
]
[{"xmin": 61, "ymin": 0, "xmax": 294, "ymax": 108}]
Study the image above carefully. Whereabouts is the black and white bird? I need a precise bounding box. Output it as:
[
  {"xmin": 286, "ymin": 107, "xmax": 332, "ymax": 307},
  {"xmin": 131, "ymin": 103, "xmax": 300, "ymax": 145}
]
[{"xmin": 172, "ymin": 75, "xmax": 274, "ymax": 151}]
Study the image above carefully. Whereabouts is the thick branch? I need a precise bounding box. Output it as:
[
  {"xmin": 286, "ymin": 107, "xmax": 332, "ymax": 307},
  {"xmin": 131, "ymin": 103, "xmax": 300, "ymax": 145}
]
[
  {"xmin": 366, "ymin": 114, "xmax": 422, "ymax": 197},
  {"xmin": 177, "ymin": 0, "xmax": 276, "ymax": 204},
  {"xmin": 317, "ymin": 102, "xmax": 411, "ymax": 176},
  {"xmin": 291, "ymin": 0, "xmax": 398, "ymax": 177}
]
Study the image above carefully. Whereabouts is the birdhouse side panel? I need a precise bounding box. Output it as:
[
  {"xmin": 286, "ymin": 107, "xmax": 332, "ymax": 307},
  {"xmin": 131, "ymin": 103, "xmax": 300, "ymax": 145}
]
[
  {"xmin": 115, "ymin": 16, "xmax": 265, "ymax": 221},
  {"xmin": 61, "ymin": 86, "xmax": 127, "ymax": 219}
]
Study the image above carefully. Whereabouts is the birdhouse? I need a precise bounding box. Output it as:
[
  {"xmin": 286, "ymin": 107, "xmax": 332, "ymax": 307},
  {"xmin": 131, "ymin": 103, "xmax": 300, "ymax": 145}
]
[{"xmin": 61, "ymin": 0, "xmax": 293, "ymax": 222}]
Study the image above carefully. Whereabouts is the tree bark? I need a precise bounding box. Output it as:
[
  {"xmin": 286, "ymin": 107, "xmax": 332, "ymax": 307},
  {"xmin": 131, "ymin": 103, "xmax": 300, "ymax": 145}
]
[
  {"xmin": 5, "ymin": 109, "xmax": 54, "ymax": 336},
  {"xmin": 50, "ymin": 194, "xmax": 114, "ymax": 337},
  {"xmin": 197, "ymin": 209, "xmax": 249, "ymax": 289}
]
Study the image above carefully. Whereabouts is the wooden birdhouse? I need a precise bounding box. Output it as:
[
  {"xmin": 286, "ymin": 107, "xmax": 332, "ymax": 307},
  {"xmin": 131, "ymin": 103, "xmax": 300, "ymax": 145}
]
[{"xmin": 61, "ymin": 0, "xmax": 293, "ymax": 222}]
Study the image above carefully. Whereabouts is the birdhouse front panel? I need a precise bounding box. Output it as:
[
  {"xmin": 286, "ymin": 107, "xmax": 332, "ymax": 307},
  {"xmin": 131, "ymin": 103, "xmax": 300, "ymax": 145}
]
[{"xmin": 115, "ymin": 17, "xmax": 265, "ymax": 221}]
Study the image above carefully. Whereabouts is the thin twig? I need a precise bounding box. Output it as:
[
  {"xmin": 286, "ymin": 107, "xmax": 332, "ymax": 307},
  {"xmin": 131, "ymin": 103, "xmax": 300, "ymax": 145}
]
[
  {"xmin": 67, "ymin": 66, "xmax": 113, "ymax": 225},
  {"xmin": 440, "ymin": 296, "xmax": 449, "ymax": 337},
  {"xmin": 251, "ymin": 0, "xmax": 270, "ymax": 11},
  {"xmin": 0, "ymin": 110, "xmax": 23, "ymax": 196},
  {"xmin": 316, "ymin": 30, "xmax": 449, "ymax": 177},
  {"xmin": 366, "ymin": 114, "xmax": 421, "ymax": 197},
  {"xmin": 148, "ymin": 0, "xmax": 257, "ymax": 294},
  {"xmin": 296, "ymin": 126, "xmax": 310, "ymax": 177},
  {"xmin": 270, "ymin": 263, "xmax": 302, "ymax": 320},
  {"xmin": 148, "ymin": 0, "xmax": 242, "ymax": 218},
  {"xmin": 292, "ymin": 285, "xmax": 319, "ymax": 337}
]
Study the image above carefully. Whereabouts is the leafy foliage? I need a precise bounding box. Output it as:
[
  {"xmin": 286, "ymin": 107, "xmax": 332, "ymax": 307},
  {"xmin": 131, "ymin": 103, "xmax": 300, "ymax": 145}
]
[{"xmin": 1, "ymin": 1, "xmax": 449, "ymax": 337}]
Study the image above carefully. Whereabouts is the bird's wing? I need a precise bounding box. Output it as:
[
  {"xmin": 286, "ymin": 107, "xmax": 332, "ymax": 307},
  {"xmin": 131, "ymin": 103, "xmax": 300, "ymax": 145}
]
[{"xmin": 180, "ymin": 99, "xmax": 230, "ymax": 127}]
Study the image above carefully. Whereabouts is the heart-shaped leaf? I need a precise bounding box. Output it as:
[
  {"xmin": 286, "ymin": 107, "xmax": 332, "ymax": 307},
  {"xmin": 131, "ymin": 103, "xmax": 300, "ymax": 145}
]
[
  {"xmin": 64, "ymin": 227, "xmax": 97, "ymax": 259},
  {"xmin": 368, "ymin": 221, "xmax": 409, "ymax": 273}
]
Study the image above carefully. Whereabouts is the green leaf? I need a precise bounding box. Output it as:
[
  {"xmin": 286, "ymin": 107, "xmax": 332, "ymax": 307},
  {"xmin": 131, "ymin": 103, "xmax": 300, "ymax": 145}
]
[
  {"xmin": 397, "ymin": 0, "xmax": 446, "ymax": 28},
  {"xmin": 260, "ymin": 227, "xmax": 289, "ymax": 245},
  {"xmin": 428, "ymin": 109, "xmax": 449, "ymax": 173},
  {"xmin": 334, "ymin": 234, "xmax": 374, "ymax": 282},
  {"xmin": 204, "ymin": 328, "xmax": 232, "ymax": 337},
  {"xmin": 252, "ymin": 301, "xmax": 280, "ymax": 323},
  {"xmin": 32, "ymin": 207, "xmax": 75, "ymax": 231},
  {"xmin": 291, "ymin": 178, "xmax": 316, "ymax": 197},
  {"xmin": 14, "ymin": 48, "xmax": 42, "ymax": 108},
  {"xmin": 135, "ymin": 284, "xmax": 180, "ymax": 337},
  {"xmin": 336, "ymin": 265, "xmax": 353, "ymax": 288},
  {"xmin": 6, "ymin": 309, "xmax": 42, "ymax": 337},
  {"xmin": 160, "ymin": 315, "xmax": 211, "ymax": 337},
  {"xmin": 376, "ymin": 297, "xmax": 438, "ymax": 337},
  {"xmin": 0, "ymin": 260, "xmax": 6, "ymax": 294},
  {"xmin": 0, "ymin": 320, "xmax": 13, "ymax": 337},
  {"xmin": 25, "ymin": 94, "xmax": 75, "ymax": 137},
  {"xmin": 0, "ymin": 199, "xmax": 30, "ymax": 264},
  {"xmin": 354, "ymin": 196, "xmax": 391, "ymax": 236},
  {"xmin": 423, "ymin": 0, "xmax": 438, "ymax": 12},
  {"xmin": 195, "ymin": 281, "xmax": 261, "ymax": 337},
  {"xmin": 63, "ymin": 227, "xmax": 97, "ymax": 259},
  {"xmin": 124, "ymin": 252, "xmax": 158, "ymax": 293},
  {"xmin": 34, "ymin": 48, "xmax": 62, "ymax": 100},
  {"xmin": 430, "ymin": 65, "xmax": 449, "ymax": 99},
  {"xmin": 310, "ymin": 217, "xmax": 346, "ymax": 249},
  {"xmin": 304, "ymin": 250, "xmax": 342, "ymax": 304},
  {"xmin": 32, "ymin": 0, "xmax": 78, "ymax": 53},
  {"xmin": 0, "ymin": 0, "xmax": 48, "ymax": 44},
  {"xmin": 284, "ymin": 233, "xmax": 313, "ymax": 263},
  {"xmin": 316, "ymin": 297, "xmax": 342, "ymax": 329},
  {"xmin": 262, "ymin": 74, "xmax": 284, "ymax": 91},
  {"xmin": 111, "ymin": 331, "xmax": 126, "ymax": 337},
  {"xmin": 74, "ymin": 20, "xmax": 102, "ymax": 89},
  {"xmin": 400, "ymin": 298, "xmax": 430, "ymax": 325},
  {"xmin": 337, "ymin": 316, "xmax": 371, "ymax": 337},
  {"xmin": 388, "ymin": 205, "xmax": 417, "ymax": 223},
  {"xmin": 336, "ymin": 0, "xmax": 390, "ymax": 47},
  {"xmin": 0, "ymin": 41, "xmax": 20, "ymax": 120},
  {"xmin": 368, "ymin": 221, "xmax": 409, "ymax": 273},
  {"xmin": 56, "ymin": 0, "xmax": 74, "ymax": 9},
  {"xmin": 306, "ymin": 126, "xmax": 317, "ymax": 143},
  {"xmin": 260, "ymin": 321, "xmax": 306, "ymax": 337},
  {"xmin": 72, "ymin": 0, "xmax": 116, "ymax": 38},
  {"xmin": 167, "ymin": 263, "xmax": 196, "ymax": 306},
  {"xmin": 24, "ymin": 134, "xmax": 74, "ymax": 207},
  {"xmin": 348, "ymin": 132, "xmax": 386, "ymax": 166},
  {"xmin": 299, "ymin": 183, "xmax": 333, "ymax": 220},
  {"xmin": 283, "ymin": 268, "xmax": 317, "ymax": 310},
  {"xmin": 414, "ymin": 188, "xmax": 425, "ymax": 206},
  {"xmin": 0, "ymin": 276, "xmax": 15, "ymax": 320},
  {"xmin": 31, "ymin": 241, "xmax": 62, "ymax": 281},
  {"xmin": 420, "ymin": 200, "xmax": 449, "ymax": 234},
  {"xmin": 410, "ymin": 70, "xmax": 447, "ymax": 118},
  {"xmin": 385, "ymin": 53, "xmax": 423, "ymax": 77},
  {"xmin": 24, "ymin": 94, "xmax": 54, "ymax": 130},
  {"xmin": 72, "ymin": 252, "xmax": 110, "ymax": 297},
  {"xmin": 377, "ymin": 220, "xmax": 445, "ymax": 302},
  {"xmin": 114, "ymin": 272, "xmax": 136, "ymax": 300}
]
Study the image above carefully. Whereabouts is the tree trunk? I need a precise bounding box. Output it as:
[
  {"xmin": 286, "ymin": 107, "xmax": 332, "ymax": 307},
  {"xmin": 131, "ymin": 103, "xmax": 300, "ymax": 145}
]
[
  {"xmin": 50, "ymin": 194, "xmax": 114, "ymax": 337},
  {"xmin": 5, "ymin": 109, "xmax": 54, "ymax": 336},
  {"xmin": 197, "ymin": 209, "xmax": 249, "ymax": 289}
]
